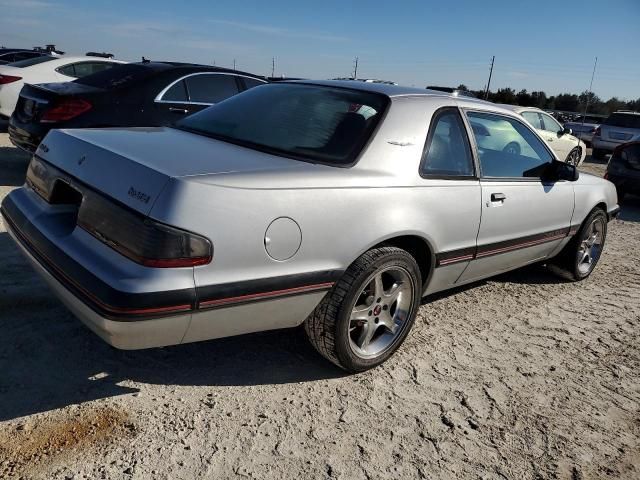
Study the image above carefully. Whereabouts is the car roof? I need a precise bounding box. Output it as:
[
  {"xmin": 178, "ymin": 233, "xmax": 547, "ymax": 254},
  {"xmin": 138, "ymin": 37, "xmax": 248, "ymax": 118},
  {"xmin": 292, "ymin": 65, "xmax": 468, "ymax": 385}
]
[
  {"xmin": 120, "ymin": 61, "xmax": 266, "ymax": 79},
  {"xmin": 497, "ymin": 104, "xmax": 544, "ymax": 114}
]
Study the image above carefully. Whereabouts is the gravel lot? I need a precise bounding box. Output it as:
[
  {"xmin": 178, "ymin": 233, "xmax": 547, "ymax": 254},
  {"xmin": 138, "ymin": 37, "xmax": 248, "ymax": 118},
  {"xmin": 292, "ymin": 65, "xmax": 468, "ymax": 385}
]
[{"xmin": 0, "ymin": 124, "xmax": 639, "ymax": 480}]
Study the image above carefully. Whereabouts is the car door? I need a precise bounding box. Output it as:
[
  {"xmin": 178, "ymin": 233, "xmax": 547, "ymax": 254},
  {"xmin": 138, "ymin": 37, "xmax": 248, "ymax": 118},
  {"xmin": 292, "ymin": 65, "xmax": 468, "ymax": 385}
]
[
  {"xmin": 183, "ymin": 73, "xmax": 242, "ymax": 113},
  {"xmin": 539, "ymin": 111, "xmax": 573, "ymax": 160},
  {"xmin": 153, "ymin": 78, "xmax": 199, "ymax": 123},
  {"xmin": 457, "ymin": 110, "xmax": 574, "ymax": 283}
]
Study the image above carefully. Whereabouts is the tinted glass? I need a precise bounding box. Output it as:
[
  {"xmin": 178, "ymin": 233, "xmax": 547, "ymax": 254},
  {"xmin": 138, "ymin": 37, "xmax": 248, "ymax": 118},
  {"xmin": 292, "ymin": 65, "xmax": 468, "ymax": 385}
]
[
  {"xmin": 467, "ymin": 111, "xmax": 554, "ymax": 178},
  {"xmin": 185, "ymin": 74, "xmax": 239, "ymax": 103},
  {"xmin": 72, "ymin": 62, "xmax": 115, "ymax": 78},
  {"xmin": 176, "ymin": 83, "xmax": 388, "ymax": 166},
  {"xmin": 8, "ymin": 56, "xmax": 55, "ymax": 68},
  {"xmin": 620, "ymin": 144, "xmax": 640, "ymax": 165},
  {"xmin": 57, "ymin": 64, "xmax": 76, "ymax": 76},
  {"xmin": 421, "ymin": 109, "xmax": 474, "ymax": 177},
  {"xmin": 604, "ymin": 113, "xmax": 640, "ymax": 129},
  {"xmin": 521, "ymin": 111, "xmax": 543, "ymax": 129},
  {"xmin": 242, "ymin": 77, "xmax": 267, "ymax": 90},
  {"xmin": 541, "ymin": 113, "xmax": 562, "ymax": 132},
  {"xmin": 161, "ymin": 80, "xmax": 188, "ymax": 101},
  {"xmin": 75, "ymin": 63, "xmax": 155, "ymax": 88}
]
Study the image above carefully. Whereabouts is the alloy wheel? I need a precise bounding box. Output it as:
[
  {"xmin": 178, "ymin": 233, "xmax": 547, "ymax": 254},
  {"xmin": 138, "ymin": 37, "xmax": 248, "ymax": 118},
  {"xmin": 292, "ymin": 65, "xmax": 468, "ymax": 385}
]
[
  {"xmin": 348, "ymin": 266, "xmax": 415, "ymax": 359},
  {"xmin": 576, "ymin": 217, "xmax": 605, "ymax": 275}
]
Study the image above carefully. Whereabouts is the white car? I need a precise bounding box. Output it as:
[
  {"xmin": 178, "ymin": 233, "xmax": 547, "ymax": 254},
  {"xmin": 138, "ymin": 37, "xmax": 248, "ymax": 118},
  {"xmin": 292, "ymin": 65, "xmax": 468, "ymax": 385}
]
[
  {"xmin": 0, "ymin": 55, "xmax": 125, "ymax": 118},
  {"xmin": 503, "ymin": 106, "xmax": 587, "ymax": 166}
]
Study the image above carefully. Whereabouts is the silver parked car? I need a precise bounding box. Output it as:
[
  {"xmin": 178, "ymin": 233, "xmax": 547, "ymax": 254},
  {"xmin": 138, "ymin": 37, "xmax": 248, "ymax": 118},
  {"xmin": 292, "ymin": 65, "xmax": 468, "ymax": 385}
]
[
  {"xmin": 1, "ymin": 81, "xmax": 619, "ymax": 372},
  {"xmin": 564, "ymin": 114, "xmax": 605, "ymax": 146},
  {"xmin": 593, "ymin": 111, "xmax": 640, "ymax": 159}
]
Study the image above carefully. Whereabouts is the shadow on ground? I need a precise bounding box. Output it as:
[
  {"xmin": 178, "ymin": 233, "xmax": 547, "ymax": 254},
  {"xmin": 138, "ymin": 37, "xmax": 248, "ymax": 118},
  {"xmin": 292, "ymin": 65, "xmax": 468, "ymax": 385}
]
[
  {"xmin": 0, "ymin": 233, "xmax": 344, "ymax": 421},
  {"xmin": 0, "ymin": 146, "xmax": 30, "ymax": 186}
]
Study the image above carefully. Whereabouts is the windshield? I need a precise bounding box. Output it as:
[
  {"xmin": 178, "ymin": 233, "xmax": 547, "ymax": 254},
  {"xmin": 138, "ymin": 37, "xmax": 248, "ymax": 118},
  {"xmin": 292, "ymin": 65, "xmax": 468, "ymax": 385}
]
[
  {"xmin": 175, "ymin": 83, "xmax": 388, "ymax": 166},
  {"xmin": 75, "ymin": 63, "xmax": 155, "ymax": 88},
  {"xmin": 8, "ymin": 56, "xmax": 56, "ymax": 68},
  {"xmin": 604, "ymin": 113, "xmax": 640, "ymax": 129}
]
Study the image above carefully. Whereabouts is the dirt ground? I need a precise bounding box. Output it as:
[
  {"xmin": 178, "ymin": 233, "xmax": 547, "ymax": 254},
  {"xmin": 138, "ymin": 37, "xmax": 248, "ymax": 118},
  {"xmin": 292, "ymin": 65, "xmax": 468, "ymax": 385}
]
[{"xmin": 0, "ymin": 123, "xmax": 639, "ymax": 480}]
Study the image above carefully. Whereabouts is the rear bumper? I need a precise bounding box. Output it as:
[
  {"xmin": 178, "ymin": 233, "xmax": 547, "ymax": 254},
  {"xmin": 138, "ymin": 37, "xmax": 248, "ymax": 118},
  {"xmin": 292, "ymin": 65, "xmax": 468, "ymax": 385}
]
[
  {"xmin": 1, "ymin": 189, "xmax": 335, "ymax": 349},
  {"xmin": 8, "ymin": 119, "xmax": 44, "ymax": 154}
]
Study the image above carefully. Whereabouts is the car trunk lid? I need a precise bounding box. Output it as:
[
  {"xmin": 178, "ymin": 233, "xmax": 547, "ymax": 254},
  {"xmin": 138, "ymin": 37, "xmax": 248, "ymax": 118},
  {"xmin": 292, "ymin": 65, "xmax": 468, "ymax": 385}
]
[
  {"xmin": 36, "ymin": 127, "xmax": 310, "ymax": 215},
  {"xmin": 14, "ymin": 82, "xmax": 102, "ymax": 123}
]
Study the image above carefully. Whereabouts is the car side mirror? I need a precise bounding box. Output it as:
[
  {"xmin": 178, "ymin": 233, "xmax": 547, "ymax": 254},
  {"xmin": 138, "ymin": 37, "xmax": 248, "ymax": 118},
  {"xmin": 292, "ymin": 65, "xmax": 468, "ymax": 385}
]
[
  {"xmin": 544, "ymin": 160, "xmax": 579, "ymax": 182},
  {"xmin": 562, "ymin": 127, "xmax": 572, "ymax": 136}
]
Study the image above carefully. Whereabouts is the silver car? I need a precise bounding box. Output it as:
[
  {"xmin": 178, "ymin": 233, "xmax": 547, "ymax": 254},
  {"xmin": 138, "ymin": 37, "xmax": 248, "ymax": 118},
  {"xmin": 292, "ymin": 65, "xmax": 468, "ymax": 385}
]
[
  {"xmin": 593, "ymin": 111, "xmax": 640, "ymax": 159},
  {"xmin": 1, "ymin": 81, "xmax": 619, "ymax": 372}
]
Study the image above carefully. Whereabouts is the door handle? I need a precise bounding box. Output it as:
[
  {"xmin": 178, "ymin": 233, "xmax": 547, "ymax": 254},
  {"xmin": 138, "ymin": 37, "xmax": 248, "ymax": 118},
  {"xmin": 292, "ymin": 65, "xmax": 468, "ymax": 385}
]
[
  {"xmin": 169, "ymin": 107, "xmax": 189, "ymax": 114},
  {"xmin": 491, "ymin": 193, "xmax": 506, "ymax": 202}
]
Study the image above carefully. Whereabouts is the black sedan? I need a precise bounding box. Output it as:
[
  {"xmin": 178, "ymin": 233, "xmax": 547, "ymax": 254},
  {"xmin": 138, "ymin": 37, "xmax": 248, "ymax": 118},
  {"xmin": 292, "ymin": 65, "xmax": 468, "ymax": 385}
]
[
  {"xmin": 8, "ymin": 61, "xmax": 267, "ymax": 153},
  {"xmin": 605, "ymin": 142, "xmax": 640, "ymax": 201}
]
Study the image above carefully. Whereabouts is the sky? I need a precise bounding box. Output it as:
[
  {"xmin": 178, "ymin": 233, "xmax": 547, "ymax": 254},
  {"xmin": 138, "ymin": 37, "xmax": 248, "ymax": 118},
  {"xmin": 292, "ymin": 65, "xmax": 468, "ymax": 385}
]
[{"xmin": 1, "ymin": 0, "xmax": 638, "ymax": 100}]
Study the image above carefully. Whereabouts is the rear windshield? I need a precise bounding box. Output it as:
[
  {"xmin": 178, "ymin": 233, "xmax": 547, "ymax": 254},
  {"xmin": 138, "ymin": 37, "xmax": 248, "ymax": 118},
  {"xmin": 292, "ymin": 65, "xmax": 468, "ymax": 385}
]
[
  {"xmin": 8, "ymin": 56, "xmax": 56, "ymax": 68},
  {"xmin": 604, "ymin": 113, "xmax": 640, "ymax": 129},
  {"xmin": 175, "ymin": 83, "xmax": 388, "ymax": 166},
  {"xmin": 75, "ymin": 63, "xmax": 155, "ymax": 89}
]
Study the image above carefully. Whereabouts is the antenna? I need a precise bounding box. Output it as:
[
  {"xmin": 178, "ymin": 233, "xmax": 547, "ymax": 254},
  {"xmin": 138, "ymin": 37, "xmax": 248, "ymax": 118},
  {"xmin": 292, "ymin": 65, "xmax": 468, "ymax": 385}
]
[
  {"xmin": 353, "ymin": 56, "xmax": 359, "ymax": 79},
  {"xmin": 484, "ymin": 56, "xmax": 495, "ymax": 100},
  {"xmin": 575, "ymin": 57, "xmax": 598, "ymax": 162}
]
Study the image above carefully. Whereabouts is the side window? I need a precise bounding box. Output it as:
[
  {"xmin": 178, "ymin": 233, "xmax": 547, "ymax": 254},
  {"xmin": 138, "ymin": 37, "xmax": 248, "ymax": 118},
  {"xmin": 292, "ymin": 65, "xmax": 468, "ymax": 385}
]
[
  {"xmin": 521, "ymin": 111, "xmax": 543, "ymax": 130},
  {"xmin": 72, "ymin": 62, "xmax": 115, "ymax": 78},
  {"xmin": 160, "ymin": 80, "xmax": 188, "ymax": 102},
  {"xmin": 420, "ymin": 108, "xmax": 475, "ymax": 177},
  {"xmin": 242, "ymin": 77, "xmax": 267, "ymax": 90},
  {"xmin": 185, "ymin": 74, "xmax": 240, "ymax": 104},
  {"xmin": 57, "ymin": 64, "xmax": 76, "ymax": 77},
  {"xmin": 466, "ymin": 111, "xmax": 554, "ymax": 178},
  {"xmin": 541, "ymin": 113, "xmax": 562, "ymax": 133}
]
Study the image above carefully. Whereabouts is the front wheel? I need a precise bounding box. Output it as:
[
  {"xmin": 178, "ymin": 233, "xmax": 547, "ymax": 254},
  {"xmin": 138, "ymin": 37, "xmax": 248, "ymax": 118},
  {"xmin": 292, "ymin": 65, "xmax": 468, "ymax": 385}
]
[
  {"xmin": 566, "ymin": 147, "xmax": 582, "ymax": 166},
  {"xmin": 548, "ymin": 209, "xmax": 607, "ymax": 281},
  {"xmin": 304, "ymin": 247, "xmax": 422, "ymax": 372}
]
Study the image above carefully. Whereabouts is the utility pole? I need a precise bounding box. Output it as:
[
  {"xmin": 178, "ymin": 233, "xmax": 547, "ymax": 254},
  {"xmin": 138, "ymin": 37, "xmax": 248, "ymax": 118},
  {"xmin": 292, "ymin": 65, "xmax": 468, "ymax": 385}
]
[
  {"xmin": 233, "ymin": 59, "xmax": 236, "ymax": 70},
  {"xmin": 271, "ymin": 57, "xmax": 275, "ymax": 77},
  {"xmin": 484, "ymin": 56, "xmax": 495, "ymax": 100},
  {"xmin": 353, "ymin": 56, "xmax": 359, "ymax": 79}
]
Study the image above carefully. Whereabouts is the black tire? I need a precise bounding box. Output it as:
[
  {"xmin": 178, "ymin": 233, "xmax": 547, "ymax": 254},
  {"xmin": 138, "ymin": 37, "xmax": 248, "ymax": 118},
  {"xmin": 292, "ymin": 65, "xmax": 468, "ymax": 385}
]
[
  {"xmin": 565, "ymin": 147, "xmax": 582, "ymax": 166},
  {"xmin": 592, "ymin": 148, "xmax": 607, "ymax": 160},
  {"xmin": 548, "ymin": 209, "xmax": 607, "ymax": 281},
  {"xmin": 503, "ymin": 142, "xmax": 521, "ymax": 155},
  {"xmin": 304, "ymin": 247, "xmax": 422, "ymax": 373}
]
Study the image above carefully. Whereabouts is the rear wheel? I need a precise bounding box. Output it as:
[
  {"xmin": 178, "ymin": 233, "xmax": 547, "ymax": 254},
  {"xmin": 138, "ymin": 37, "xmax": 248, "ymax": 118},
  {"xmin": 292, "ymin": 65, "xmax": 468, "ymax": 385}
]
[
  {"xmin": 304, "ymin": 247, "xmax": 421, "ymax": 372},
  {"xmin": 566, "ymin": 147, "xmax": 582, "ymax": 166},
  {"xmin": 548, "ymin": 209, "xmax": 607, "ymax": 281}
]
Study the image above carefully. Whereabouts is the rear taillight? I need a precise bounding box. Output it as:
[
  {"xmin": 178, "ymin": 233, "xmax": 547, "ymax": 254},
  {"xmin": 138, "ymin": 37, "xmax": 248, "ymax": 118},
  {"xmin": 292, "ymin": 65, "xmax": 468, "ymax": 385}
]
[
  {"xmin": 594, "ymin": 126, "xmax": 601, "ymax": 137},
  {"xmin": 0, "ymin": 74, "xmax": 22, "ymax": 85},
  {"xmin": 41, "ymin": 98, "xmax": 92, "ymax": 123},
  {"xmin": 26, "ymin": 157, "xmax": 212, "ymax": 268},
  {"xmin": 77, "ymin": 189, "xmax": 212, "ymax": 268}
]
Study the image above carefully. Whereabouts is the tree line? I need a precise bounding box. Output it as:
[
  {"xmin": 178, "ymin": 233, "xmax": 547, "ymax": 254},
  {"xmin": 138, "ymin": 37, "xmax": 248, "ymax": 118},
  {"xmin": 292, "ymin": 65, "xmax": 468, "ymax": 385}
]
[{"xmin": 457, "ymin": 85, "xmax": 640, "ymax": 116}]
